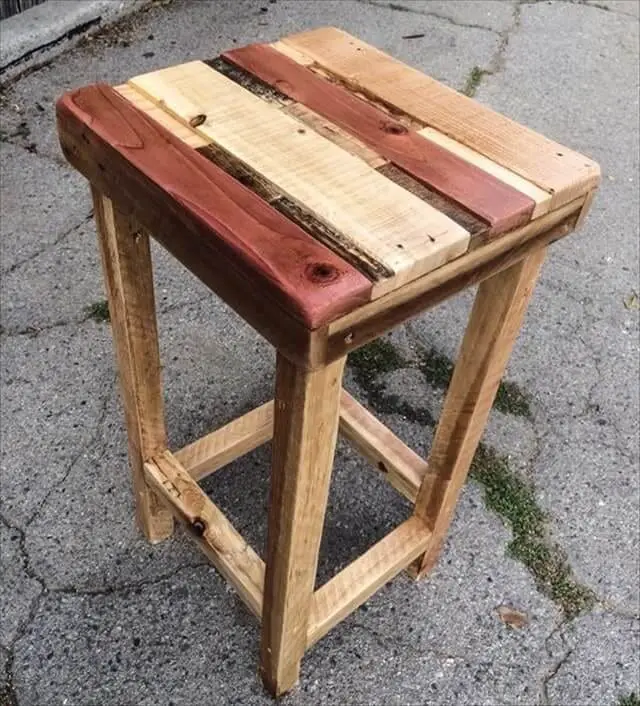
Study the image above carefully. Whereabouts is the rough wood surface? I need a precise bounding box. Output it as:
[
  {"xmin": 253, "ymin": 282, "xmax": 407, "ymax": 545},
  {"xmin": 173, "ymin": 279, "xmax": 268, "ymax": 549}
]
[
  {"xmin": 57, "ymin": 84, "xmax": 371, "ymax": 335},
  {"xmin": 307, "ymin": 517, "xmax": 431, "ymax": 647},
  {"xmin": 412, "ymin": 250, "xmax": 546, "ymax": 577},
  {"xmin": 175, "ymin": 401, "xmax": 275, "ymax": 481},
  {"xmin": 339, "ymin": 390, "xmax": 427, "ymax": 502},
  {"xmin": 281, "ymin": 27, "xmax": 600, "ymax": 208},
  {"xmin": 128, "ymin": 61, "xmax": 470, "ymax": 296},
  {"xmin": 144, "ymin": 451, "xmax": 265, "ymax": 616},
  {"xmin": 92, "ymin": 190, "xmax": 173, "ymax": 542},
  {"xmin": 224, "ymin": 44, "xmax": 536, "ymax": 235},
  {"xmin": 261, "ymin": 355, "xmax": 346, "ymax": 696}
]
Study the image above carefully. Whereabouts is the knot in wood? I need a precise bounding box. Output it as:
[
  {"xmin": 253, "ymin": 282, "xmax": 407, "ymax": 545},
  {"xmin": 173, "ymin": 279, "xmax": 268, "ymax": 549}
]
[
  {"xmin": 190, "ymin": 517, "xmax": 207, "ymax": 536},
  {"xmin": 382, "ymin": 121, "xmax": 407, "ymax": 136},
  {"xmin": 306, "ymin": 262, "xmax": 339, "ymax": 284},
  {"xmin": 189, "ymin": 114, "xmax": 207, "ymax": 128}
]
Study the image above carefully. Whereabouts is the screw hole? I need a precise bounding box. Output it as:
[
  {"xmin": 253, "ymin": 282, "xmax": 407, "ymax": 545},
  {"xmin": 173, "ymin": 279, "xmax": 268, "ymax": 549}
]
[{"xmin": 556, "ymin": 152, "xmax": 564, "ymax": 157}]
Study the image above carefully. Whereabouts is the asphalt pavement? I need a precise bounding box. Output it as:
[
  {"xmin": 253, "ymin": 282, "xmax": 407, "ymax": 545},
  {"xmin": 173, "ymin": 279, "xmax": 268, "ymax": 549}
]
[{"xmin": 1, "ymin": 1, "xmax": 639, "ymax": 704}]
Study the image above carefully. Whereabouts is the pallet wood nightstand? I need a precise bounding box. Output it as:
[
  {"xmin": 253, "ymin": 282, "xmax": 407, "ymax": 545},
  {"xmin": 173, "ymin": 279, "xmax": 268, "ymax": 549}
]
[{"xmin": 56, "ymin": 27, "xmax": 599, "ymax": 697}]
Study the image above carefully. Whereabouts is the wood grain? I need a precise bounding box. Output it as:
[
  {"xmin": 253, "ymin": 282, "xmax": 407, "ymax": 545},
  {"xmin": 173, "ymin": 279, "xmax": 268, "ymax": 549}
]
[
  {"xmin": 175, "ymin": 401, "xmax": 275, "ymax": 481},
  {"xmin": 339, "ymin": 390, "xmax": 427, "ymax": 502},
  {"xmin": 261, "ymin": 355, "xmax": 346, "ymax": 696},
  {"xmin": 128, "ymin": 61, "xmax": 470, "ymax": 296},
  {"xmin": 92, "ymin": 190, "xmax": 173, "ymax": 542},
  {"xmin": 412, "ymin": 249, "xmax": 546, "ymax": 577},
  {"xmin": 224, "ymin": 44, "xmax": 535, "ymax": 235},
  {"xmin": 307, "ymin": 517, "xmax": 431, "ymax": 647},
  {"xmin": 144, "ymin": 451, "xmax": 265, "ymax": 616},
  {"xmin": 280, "ymin": 28, "xmax": 600, "ymax": 208},
  {"xmin": 57, "ymin": 84, "xmax": 371, "ymax": 335}
]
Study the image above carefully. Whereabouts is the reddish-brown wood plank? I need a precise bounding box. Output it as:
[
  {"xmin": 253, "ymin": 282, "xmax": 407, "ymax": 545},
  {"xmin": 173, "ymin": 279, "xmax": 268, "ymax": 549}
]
[
  {"xmin": 223, "ymin": 44, "xmax": 536, "ymax": 236},
  {"xmin": 56, "ymin": 84, "xmax": 372, "ymax": 330}
]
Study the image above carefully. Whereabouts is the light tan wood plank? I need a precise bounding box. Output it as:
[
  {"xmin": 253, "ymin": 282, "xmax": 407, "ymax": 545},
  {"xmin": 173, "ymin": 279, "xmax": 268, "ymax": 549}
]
[
  {"xmin": 261, "ymin": 355, "xmax": 346, "ymax": 696},
  {"xmin": 92, "ymin": 190, "xmax": 173, "ymax": 542},
  {"xmin": 418, "ymin": 127, "xmax": 552, "ymax": 218},
  {"xmin": 284, "ymin": 102, "xmax": 387, "ymax": 169},
  {"xmin": 412, "ymin": 249, "xmax": 546, "ymax": 577},
  {"xmin": 575, "ymin": 188, "xmax": 597, "ymax": 230},
  {"xmin": 128, "ymin": 60, "xmax": 470, "ymax": 297},
  {"xmin": 339, "ymin": 390, "xmax": 426, "ymax": 502},
  {"xmin": 175, "ymin": 401, "xmax": 274, "ymax": 481},
  {"xmin": 281, "ymin": 28, "xmax": 600, "ymax": 208},
  {"xmin": 115, "ymin": 84, "xmax": 209, "ymax": 149},
  {"xmin": 307, "ymin": 517, "xmax": 431, "ymax": 648},
  {"xmin": 270, "ymin": 40, "xmax": 314, "ymax": 66},
  {"xmin": 144, "ymin": 450, "xmax": 265, "ymax": 616}
]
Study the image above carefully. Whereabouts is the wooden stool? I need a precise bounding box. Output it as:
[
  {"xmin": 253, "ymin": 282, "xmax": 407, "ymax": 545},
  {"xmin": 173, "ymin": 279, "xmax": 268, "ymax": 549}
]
[{"xmin": 57, "ymin": 27, "xmax": 600, "ymax": 697}]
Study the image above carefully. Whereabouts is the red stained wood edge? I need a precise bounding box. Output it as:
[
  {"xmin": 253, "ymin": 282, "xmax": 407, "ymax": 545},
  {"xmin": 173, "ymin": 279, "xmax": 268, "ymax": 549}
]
[
  {"xmin": 223, "ymin": 44, "xmax": 536, "ymax": 236},
  {"xmin": 56, "ymin": 84, "xmax": 372, "ymax": 329}
]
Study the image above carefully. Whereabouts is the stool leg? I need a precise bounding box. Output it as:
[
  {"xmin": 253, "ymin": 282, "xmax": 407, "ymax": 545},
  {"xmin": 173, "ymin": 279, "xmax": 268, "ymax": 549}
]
[
  {"xmin": 412, "ymin": 249, "xmax": 546, "ymax": 578},
  {"xmin": 260, "ymin": 353, "xmax": 346, "ymax": 697},
  {"xmin": 92, "ymin": 189, "xmax": 173, "ymax": 543}
]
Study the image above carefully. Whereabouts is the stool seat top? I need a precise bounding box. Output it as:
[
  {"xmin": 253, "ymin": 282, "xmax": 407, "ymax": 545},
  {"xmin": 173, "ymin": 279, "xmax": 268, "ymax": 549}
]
[{"xmin": 57, "ymin": 27, "xmax": 599, "ymax": 330}]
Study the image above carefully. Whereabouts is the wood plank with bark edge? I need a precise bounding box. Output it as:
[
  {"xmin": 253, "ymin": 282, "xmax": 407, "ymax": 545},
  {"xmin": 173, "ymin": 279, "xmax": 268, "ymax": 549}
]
[
  {"xmin": 339, "ymin": 390, "xmax": 427, "ymax": 502},
  {"xmin": 144, "ymin": 450, "xmax": 265, "ymax": 616},
  {"xmin": 223, "ymin": 43, "xmax": 536, "ymax": 236},
  {"xmin": 92, "ymin": 190, "xmax": 173, "ymax": 542},
  {"xmin": 128, "ymin": 61, "xmax": 471, "ymax": 297},
  {"xmin": 307, "ymin": 516, "xmax": 431, "ymax": 648},
  {"xmin": 261, "ymin": 355, "xmax": 346, "ymax": 697},
  {"xmin": 175, "ymin": 401, "xmax": 275, "ymax": 481},
  {"xmin": 280, "ymin": 28, "xmax": 601, "ymax": 208},
  {"xmin": 411, "ymin": 249, "xmax": 547, "ymax": 577},
  {"xmin": 324, "ymin": 196, "xmax": 584, "ymax": 364},
  {"xmin": 57, "ymin": 85, "xmax": 371, "ymax": 373}
]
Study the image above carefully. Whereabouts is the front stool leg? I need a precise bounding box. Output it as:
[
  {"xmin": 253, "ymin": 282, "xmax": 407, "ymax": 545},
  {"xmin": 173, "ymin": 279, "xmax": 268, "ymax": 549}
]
[
  {"xmin": 92, "ymin": 188, "xmax": 174, "ymax": 543},
  {"xmin": 412, "ymin": 248, "xmax": 547, "ymax": 577},
  {"xmin": 260, "ymin": 353, "xmax": 346, "ymax": 697}
]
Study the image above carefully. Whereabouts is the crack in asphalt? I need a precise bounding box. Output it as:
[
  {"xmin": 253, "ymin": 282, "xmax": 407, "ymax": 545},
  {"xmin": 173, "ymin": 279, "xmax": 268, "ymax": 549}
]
[
  {"xmin": 1, "ymin": 211, "xmax": 94, "ymax": 278},
  {"xmin": 356, "ymin": 0, "xmax": 504, "ymax": 33},
  {"xmin": 519, "ymin": 0, "xmax": 640, "ymax": 19},
  {"xmin": 540, "ymin": 620, "xmax": 574, "ymax": 704}
]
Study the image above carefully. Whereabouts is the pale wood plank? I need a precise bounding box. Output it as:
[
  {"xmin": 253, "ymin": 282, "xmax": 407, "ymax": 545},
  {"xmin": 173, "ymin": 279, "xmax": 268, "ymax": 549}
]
[
  {"xmin": 418, "ymin": 127, "xmax": 552, "ymax": 218},
  {"xmin": 270, "ymin": 40, "xmax": 314, "ymax": 66},
  {"xmin": 307, "ymin": 517, "xmax": 431, "ymax": 648},
  {"xmin": 115, "ymin": 84, "xmax": 209, "ymax": 149},
  {"xmin": 284, "ymin": 102, "xmax": 387, "ymax": 169},
  {"xmin": 281, "ymin": 28, "xmax": 600, "ymax": 208},
  {"xmin": 575, "ymin": 188, "xmax": 597, "ymax": 230},
  {"xmin": 261, "ymin": 355, "xmax": 346, "ymax": 696},
  {"xmin": 144, "ymin": 450, "xmax": 265, "ymax": 616},
  {"xmin": 92, "ymin": 189, "xmax": 173, "ymax": 542},
  {"xmin": 339, "ymin": 390, "xmax": 426, "ymax": 502},
  {"xmin": 412, "ymin": 249, "xmax": 546, "ymax": 577},
  {"xmin": 175, "ymin": 401, "xmax": 275, "ymax": 481},
  {"xmin": 128, "ymin": 60, "xmax": 470, "ymax": 297}
]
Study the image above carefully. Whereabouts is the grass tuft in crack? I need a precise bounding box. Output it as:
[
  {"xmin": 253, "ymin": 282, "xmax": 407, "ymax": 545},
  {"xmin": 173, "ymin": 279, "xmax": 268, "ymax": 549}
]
[
  {"xmin": 418, "ymin": 347, "xmax": 533, "ymax": 418},
  {"xmin": 85, "ymin": 299, "xmax": 110, "ymax": 323},
  {"xmin": 463, "ymin": 65, "xmax": 489, "ymax": 97},
  {"xmin": 470, "ymin": 443, "xmax": 596, "ymax": 618},
  {"xmin": 348, "ymin": 339, "xmax": 435, "ymax": 425},
  {"xmin": 618, "ymin": 694, "xmax": 640, "ymax": 706}
]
